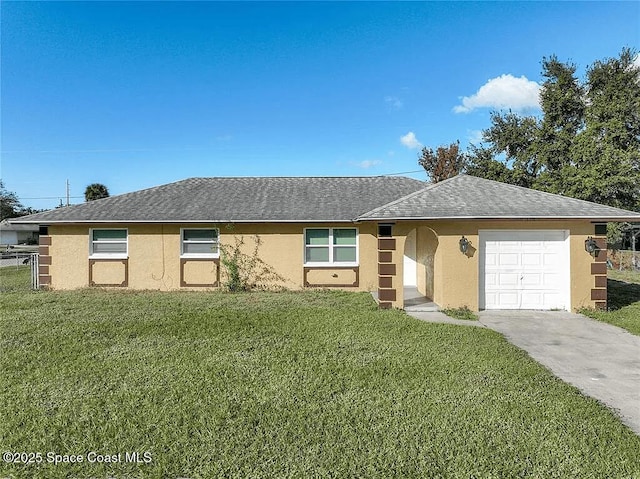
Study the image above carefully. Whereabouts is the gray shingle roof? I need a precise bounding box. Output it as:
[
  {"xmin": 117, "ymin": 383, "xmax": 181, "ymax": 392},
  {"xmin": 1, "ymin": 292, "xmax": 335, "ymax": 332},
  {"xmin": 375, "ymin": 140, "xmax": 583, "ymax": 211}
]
[
  {"xmin": 356, "ymin": 174, "xmax": 640, "ymax": 221},
  {"xmin": 13, "ymin": 177, "xmax": 426, "ymax": 224},
  {"xmin": 12, "ymin": 174, "xmax": 640, "ymax": 225}
]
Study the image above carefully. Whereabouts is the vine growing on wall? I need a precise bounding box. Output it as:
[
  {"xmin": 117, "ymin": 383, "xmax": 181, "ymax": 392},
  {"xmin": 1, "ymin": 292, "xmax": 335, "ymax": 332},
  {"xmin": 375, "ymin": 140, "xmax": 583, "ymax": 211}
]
[{"xmin": 219, "ymin": 235, "xmax": 287, "ymax": 292}]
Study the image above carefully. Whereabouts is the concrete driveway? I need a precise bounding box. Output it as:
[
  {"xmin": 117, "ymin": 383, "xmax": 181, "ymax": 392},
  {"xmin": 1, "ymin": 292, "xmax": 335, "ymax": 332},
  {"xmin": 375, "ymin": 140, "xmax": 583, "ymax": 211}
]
[{"xmin": 478, "ymin": 311, "xmax": 640, "ymax": 436}]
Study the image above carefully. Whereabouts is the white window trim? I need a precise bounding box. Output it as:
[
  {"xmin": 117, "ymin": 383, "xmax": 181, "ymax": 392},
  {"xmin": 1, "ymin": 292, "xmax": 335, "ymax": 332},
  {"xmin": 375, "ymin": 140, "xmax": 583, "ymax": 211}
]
[
  {"xmin": 304, "ymin": 227, "xmax": 359, "ymax": 267},
  {"xmin": 89, "ymin": 228, "xmax": 128, "ymax": 259},
  {"xmin": 180, "ymin": 228, "xmax": 220, "ymax": 259}
]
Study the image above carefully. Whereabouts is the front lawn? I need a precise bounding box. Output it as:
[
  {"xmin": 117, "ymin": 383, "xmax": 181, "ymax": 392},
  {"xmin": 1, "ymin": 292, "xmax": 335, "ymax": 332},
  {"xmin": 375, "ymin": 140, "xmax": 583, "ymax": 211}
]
[
  {"xmin": 581, "ymin": 270, "xmax": 640, "ymax": 336},
  {"xmin": 1, "ymin": 287, "xmax": 639, "ymax": 478}
]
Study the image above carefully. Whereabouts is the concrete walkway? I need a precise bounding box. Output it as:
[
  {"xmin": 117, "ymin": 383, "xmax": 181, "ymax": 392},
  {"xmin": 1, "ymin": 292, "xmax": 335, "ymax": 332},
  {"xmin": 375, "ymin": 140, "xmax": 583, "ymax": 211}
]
[{"xmin": 408, "ymin": 309, "xmax": 640, "ymax": 435}]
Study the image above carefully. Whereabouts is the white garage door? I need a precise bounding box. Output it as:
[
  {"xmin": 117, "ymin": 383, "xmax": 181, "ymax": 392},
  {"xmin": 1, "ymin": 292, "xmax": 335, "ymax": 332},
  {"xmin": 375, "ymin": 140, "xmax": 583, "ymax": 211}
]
[{"xmin": 480, "ymin": 230, "xmax": 570, "ymax": 310}]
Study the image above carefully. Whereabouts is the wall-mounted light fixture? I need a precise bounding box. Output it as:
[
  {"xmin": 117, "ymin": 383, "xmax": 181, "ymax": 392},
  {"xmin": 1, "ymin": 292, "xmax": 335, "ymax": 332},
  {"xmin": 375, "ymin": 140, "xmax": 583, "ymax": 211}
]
[
  {"xmin": 584, "ymin": 236, "xmax": 599, "ymax": 257},
  {"xmin": 459, "ymin": 236, "xmax": 470, "ymax": 254}
]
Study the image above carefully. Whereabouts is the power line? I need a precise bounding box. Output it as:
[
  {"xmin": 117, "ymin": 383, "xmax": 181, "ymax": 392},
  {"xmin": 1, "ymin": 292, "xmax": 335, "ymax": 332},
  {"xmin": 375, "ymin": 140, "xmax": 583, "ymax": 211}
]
[
  {"xmin": 380, "ymin": 169, "xmax": 424, "ymax": 176},
  {"xmin": 20, "ymin": 196, "xmax": 84, "ymax": 200}
]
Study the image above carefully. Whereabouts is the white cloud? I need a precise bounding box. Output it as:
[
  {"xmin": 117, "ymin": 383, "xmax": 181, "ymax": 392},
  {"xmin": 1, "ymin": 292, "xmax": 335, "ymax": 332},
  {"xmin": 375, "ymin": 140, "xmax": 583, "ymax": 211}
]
[
  {"xmin": 467, "ymin": 129, "xmax": 484, "ymax": 144},
  {"xmin": 633, "ymin": 55, "xmax": 640, "ymax": 69},
  {"xmin": 400, "ymin": 131, "xmax": 422, "ymax": 149},
  {"xmin": 453, "ymin": 74, "xmax": 541, "ymax": 113},
  {"xmin": 355, "ymin": 160, "xmax": 382, "ymax": 169},
  {"xmin": 385, "ymin": 96, "xmax": 403, "ymax": 110}
]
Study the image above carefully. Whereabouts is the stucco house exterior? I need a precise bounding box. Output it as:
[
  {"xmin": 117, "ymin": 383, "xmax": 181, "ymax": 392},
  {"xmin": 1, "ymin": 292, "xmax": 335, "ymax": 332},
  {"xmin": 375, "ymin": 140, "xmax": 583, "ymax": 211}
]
[{"xmin": 12, "ymin": 175, "xmax": 640, "ymax": 311}]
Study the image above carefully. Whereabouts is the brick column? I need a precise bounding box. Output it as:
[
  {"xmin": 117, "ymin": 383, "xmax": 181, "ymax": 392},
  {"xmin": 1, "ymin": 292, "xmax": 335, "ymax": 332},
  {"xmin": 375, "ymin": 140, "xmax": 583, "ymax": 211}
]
[
  {"xmin": 377, "ymin": 237, "xmax": 396, "ymax": 309},
  {"xmin": 590, "ymin": 234, "xmax": 607, "ymax": 310},
  {"xmin": 38, "ymin": 230, "xmax": 52, "ymax": 288}
]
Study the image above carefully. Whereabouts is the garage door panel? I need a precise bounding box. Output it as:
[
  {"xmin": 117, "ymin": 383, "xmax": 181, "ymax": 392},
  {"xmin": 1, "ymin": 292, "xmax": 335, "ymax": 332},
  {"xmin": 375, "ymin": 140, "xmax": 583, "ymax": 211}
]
[
  {"xmin": 542, "ymin": 241, "xmax": 562, "ymax": 250},
  {"xmin": 522, "ymin": 241, "xmax": 543, "ymax": 251},
  {"xmin": 543, "ymin": 253, "xmax": 560, "ymax": 265},
  {"xmin": 541, "ymin": 272, "xmax": 561, "ymax": 288},
  {"xmin": 484, "ymin": 291, "xmax": 498, "ymax": 306},
  {"xmin": 521, "ymin": 272, "xmax": 542, "ymax": 287},
  {"xmin": 498, "ymin": 253, "xmax": 519, "ymax": 266},
  {"xmin": 542, "ymin": 293, "xmax": 564, "ymax": 309},
  {"xmin": 481, "ymin": 230, "xmax": 568, "ymax": 311},
  {"xmin": 522, "ymin": 253, "xmax": 541, "ymax": 266},
  {"xmin": 521, "ymin": 292, "xmax": 544, "ymax": 308},
  {"xmin": 495, "ymin": 292, "xmax": 519, "ymax": 308},
  {"xmin": 497, "ymin": 273, "xmax": 519, "ymax": 287}
]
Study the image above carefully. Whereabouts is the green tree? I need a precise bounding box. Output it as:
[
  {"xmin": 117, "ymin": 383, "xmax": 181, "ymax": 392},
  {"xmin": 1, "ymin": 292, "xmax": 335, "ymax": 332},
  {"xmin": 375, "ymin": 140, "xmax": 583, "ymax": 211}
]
[
  {"xmin": 464, "ymin": 145, "xmax": 516, "ymax": 185},
  {"xmin": 482, "ymin": 111, "xmax": 540, "ymax": 188},
  {"xmin": 466, "ymin": 49, "xmax": 640, "ymax": 208},
  {"xmin": 0, "ymin": 180, "xmax": 24, "ymax": 220},
  {"xmin": 418, "ymin": 141, "xmax": 466, "ymax": 183},
  {"xmin": 84, "ymin": 183, "xmax": 110, "ymax": 202},
  {"xmin": 534, "ymin": 56, "xmax": 585, "ymax": 195},
  {"xmin": 568, "ymin": 49, "xmax": 640, "ymax": 209}
]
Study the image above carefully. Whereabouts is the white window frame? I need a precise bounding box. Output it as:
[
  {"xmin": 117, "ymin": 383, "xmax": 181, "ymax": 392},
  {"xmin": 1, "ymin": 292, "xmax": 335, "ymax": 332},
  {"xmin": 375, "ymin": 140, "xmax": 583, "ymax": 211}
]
[
  {"xmin": 89, "ymin": 228, "xmax": 128, "ymax": 259},
  {"xmin": 180, "ymin": 228, "xmax": 220, "ymax": 258},
  {"xmin": 304, "ymin": 227, "xmax": 358, "ymax": 267}
]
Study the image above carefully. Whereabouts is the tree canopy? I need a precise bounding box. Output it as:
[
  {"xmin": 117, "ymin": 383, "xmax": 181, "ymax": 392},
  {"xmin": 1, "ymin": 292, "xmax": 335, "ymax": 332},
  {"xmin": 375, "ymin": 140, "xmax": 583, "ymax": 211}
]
[
  {"xmin": 463, "ymin": 48, "xmax": 640, "ymax": 212},
  {"xmin": 0, "ymin": 180, "xmax": 24, "ymax": 220},
  {"xmin": 418, "ymin": 141, "xmax": 465, "ymax": 183},
  {"xmin": 84, "ymin": 183, "xmax": 110, "ymax": 202},
  {"xmin": 0, "ymin": 181, "xmax": 43, "ymax": 220}
]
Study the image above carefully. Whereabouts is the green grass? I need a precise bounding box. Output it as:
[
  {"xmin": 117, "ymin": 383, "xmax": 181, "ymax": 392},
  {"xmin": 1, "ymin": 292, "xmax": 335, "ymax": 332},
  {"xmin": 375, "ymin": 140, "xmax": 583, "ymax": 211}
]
[
  {"xmin": 1, "ymin": 286, "xmax": 639, "ymax": 478},
  {"xmin": 0, "ymin": 265, "xmax": 32, "ymax": 292},
  {"xmin": 441, "ymin": 306, "xmax": 479, "ymax": 321},
  {"xmin": 581, "ymin": 270, "xmax": 640, "ymax": 336},
  {"xmin": 609, "ymin": 269, "xmax": 640, "ymax": 284}
]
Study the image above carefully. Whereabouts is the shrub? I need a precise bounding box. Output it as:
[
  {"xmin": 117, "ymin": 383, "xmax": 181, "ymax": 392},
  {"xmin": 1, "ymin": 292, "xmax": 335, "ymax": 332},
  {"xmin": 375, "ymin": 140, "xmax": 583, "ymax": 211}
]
[
  {"xmin": 441, "ymin": 306, "xmax": 479, "ymax": 321},
  {"xmin": 219, "ymin": 235, "xmax": 287, "ymax": 292}
]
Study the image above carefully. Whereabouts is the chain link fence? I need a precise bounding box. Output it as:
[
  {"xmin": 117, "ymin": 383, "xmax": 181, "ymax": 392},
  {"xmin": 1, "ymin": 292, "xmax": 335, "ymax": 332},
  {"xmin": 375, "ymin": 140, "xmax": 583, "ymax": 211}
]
[
  {"xmin": 0, "ymin": 248, "xmax": 39, "ymax": 290},
  {"xmin": 608, "ymin": 250, "xmax": 640, "ymax": 271}
]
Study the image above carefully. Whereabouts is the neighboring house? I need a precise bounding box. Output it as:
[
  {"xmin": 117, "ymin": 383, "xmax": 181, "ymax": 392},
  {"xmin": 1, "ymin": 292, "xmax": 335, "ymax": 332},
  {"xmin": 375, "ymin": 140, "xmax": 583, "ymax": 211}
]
[
  {"xmin": 0, "ymin": 220, "xmax": 39, "ymax": 245},
  {"xmin": 11, "ymin": 175, "xmax": 640, "ymax": 311}
]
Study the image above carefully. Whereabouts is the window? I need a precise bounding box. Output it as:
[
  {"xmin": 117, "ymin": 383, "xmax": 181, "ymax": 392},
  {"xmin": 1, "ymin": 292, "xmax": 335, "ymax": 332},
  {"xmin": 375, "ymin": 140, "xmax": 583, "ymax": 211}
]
[
  {"xmin": 304, "ymin": 228, "xmax": 358, "ymax": 265},
  {"xmin": 181, "ymin": 228, "xmax": 219, "ymax": 257},
  {"xmin": 90, "ymin": 229, "xmax": 127, "ymax": 258}
]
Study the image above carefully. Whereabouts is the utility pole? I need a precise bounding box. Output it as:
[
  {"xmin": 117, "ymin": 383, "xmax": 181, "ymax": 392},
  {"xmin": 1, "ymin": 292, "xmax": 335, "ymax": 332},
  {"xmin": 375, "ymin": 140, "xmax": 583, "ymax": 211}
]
[{"xmin": 66, "ymin": 179, "xmax": 70, "ymax": 207}]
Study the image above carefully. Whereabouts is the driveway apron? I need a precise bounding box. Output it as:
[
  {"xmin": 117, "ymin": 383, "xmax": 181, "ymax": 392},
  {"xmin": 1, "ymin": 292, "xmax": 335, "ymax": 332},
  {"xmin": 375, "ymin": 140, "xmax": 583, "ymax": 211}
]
[{"xmin": 478, "ymin": 311, "xmax": 640, "ymax": 436}]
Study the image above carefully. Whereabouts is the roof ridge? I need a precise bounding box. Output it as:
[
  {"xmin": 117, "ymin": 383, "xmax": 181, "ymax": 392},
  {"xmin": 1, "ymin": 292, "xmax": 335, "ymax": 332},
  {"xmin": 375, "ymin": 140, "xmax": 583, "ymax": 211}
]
[
  {"xmin": 355, "ymin": 174, "xmax": 464, "ymax": 220},
  {"xmin": 186, "ymin": 175, "xmax": 422, "ymax": 180}
]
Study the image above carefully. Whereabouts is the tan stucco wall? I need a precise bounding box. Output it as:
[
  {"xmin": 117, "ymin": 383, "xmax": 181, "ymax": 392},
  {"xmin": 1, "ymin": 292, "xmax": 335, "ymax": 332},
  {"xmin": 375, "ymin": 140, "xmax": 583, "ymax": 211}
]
[
  {"xmin": 48, "ymin": 220, "xmax": 599, "ymax": 312},
  {"xmin": 394, "ymin": 220, "xmax": 599, "ymax": 312},
  {"xmin": 49, "ymin": 225, "xmax": 90, "ymax": 289},
  {"xmin": 48, "ymin": 223, "xmax": 379, "ymax": 292}
]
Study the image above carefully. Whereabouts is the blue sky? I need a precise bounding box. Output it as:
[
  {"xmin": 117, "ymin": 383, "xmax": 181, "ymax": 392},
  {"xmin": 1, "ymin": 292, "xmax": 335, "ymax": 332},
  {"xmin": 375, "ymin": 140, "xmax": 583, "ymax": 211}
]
[{"xmin": 2, "ymin": 1, "xmax": 638, "ymax": 210}]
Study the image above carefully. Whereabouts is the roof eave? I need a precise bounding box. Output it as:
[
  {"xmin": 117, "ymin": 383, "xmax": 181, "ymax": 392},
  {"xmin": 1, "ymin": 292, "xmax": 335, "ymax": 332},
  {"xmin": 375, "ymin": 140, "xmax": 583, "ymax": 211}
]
[
  {"xmin": 8, "ymin": 218, "xmax": 360, "ymax": 225},
  {"xmin": 356, "ymin": 215, "xmax": 640, "ymax": 222}
]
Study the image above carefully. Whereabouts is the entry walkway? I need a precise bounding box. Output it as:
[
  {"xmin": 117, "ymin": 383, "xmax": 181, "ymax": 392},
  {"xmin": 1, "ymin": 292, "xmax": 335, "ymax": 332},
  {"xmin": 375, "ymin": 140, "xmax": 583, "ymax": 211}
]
[
  {"xmin": 403, "ymin": 287, "xmax": 439, "ymax": 312},
  {"xmin": 406, "ymin": 308, "xmax": 640, "ymax": 435}
]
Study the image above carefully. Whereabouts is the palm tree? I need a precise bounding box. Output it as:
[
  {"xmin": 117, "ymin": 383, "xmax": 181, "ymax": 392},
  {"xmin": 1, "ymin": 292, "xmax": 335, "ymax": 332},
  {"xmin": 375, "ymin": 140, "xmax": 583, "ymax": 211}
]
[{"xmin": 84, "ymin": 183, "xmax": 110, "ymax": 202}]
